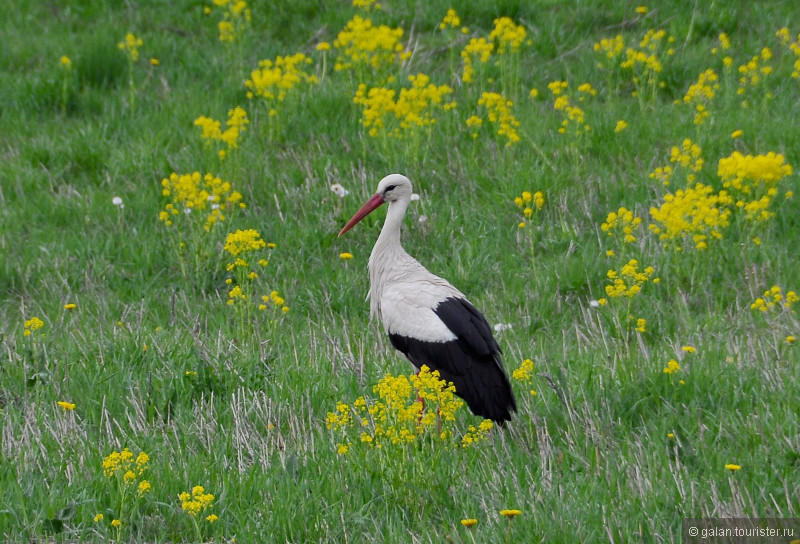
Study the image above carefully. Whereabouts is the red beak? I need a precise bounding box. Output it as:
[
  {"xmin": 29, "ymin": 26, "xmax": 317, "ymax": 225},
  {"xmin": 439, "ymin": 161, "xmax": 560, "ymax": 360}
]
[{"xmin": 338, "ymin": 193, "xmax": 385, "ymax": 237}]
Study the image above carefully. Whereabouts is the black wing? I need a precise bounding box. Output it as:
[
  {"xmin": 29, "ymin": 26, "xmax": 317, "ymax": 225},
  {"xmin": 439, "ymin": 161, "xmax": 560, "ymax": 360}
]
[{"xmin": 388, "ymin": 297, "xmax": 517, "ymax": 424}]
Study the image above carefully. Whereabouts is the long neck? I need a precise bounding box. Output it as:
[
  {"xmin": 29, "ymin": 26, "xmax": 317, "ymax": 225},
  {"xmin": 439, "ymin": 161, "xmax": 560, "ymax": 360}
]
[
  {"xmin": 373, "ymin": 197, "xmax": 410, "ymax": 256},
  {"xmin": 368, "ymin": 196, "xmax": 411, "ymax": 320}
]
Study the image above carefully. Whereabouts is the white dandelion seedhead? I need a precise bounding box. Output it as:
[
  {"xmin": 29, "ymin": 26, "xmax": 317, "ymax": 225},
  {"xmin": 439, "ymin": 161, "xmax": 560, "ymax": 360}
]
[
  {"xmin": 112, "ymin": 196, "xmax": 124, "ymax": 208},
  {"xmin": 330, "ymin": 183, "xmax": 349, "ymax": 197},
  {"xmin": 493, "ymin": 323, "xmax": 512, "ymax": 332}
]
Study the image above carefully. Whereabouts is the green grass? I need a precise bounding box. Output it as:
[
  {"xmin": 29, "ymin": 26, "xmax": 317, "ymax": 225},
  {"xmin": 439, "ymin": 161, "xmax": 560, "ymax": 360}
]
[{"xmin": 2, "ymin": 0, "xmax": 800, "ymax": 542}]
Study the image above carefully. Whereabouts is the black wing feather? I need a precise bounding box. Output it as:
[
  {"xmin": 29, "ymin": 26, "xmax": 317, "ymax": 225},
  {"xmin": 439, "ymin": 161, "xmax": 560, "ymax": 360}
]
[{"xmin": 388, "ymin": 297, "xmax": 517, "ymax": 424}]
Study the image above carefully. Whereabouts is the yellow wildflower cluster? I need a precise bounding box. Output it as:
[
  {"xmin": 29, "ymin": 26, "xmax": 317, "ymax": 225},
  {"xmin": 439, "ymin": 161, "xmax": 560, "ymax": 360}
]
[
  {"xmin": 513, "ymin": 190, "xmax": 544, "ymax": 228},
  {"xmin": 439, "ymin": 9, "xmax": 466, "ymax": 33},
  {"xmin": 663, "ymin": 359, "xmax": 680, "ymax": 374},
  {"xmin": 245, "ymin": 53, "xmax": 318, "ymax": 111},
  {"xmin": 333, "ymin": 15, "xmax": 410, "ymax": 74},
  {"xmin": 194, "ymin": 106, "xmax": 249, "ymax": 160},
  {"xmin": 577, "ymin": 82, "xmax": 598, "ymax": 100},
  {"xmin": 353, "ymin": 73, "xmax": 456, "ymax": 138},
  {"xmin": 224, "ymin": 228, "xmax": 266, "ymax": 257},
  {"xmin": 593, "ymin": 34, "xmax": 625, "ymax": 68},
  {"xmin": 605, "ymin": 259, "xmax": 657, "ymax": 298},
  {"xmin": 460, "ymin": 420, "xmax": 494, "ymax": 447},
  {"xmin": 601, "ymin": 207, "xmax": 642, "ymax": 244},
  {"xmin": 57, "ymin": 401, "xmax": 76, "ymax": 411},
  {"xmin": 718, "ymin": 151, "xmax": 793, "ymax": 222},
  {"xmin": 474, "ymin": 92, "xmax": 520, "ymax": 147},
  {"xmin": 648, "ymin": 139, "xmax": 702, "ymax": 188},
  {"xmin": 180, "ymin": 485, "xmax": 216, "ymax": 521},
  {"xmin": 782, "ymin": 29, "xmax": 800, "ymax": 79},
  {"xmin": 327, "ymin": 366, "xmax": 492, "ymax": 451},
  {"xmin": 102, "ymin": 448, "xmax": 150, "ymax": 491},
  {"xmin": 750, "ymin": 285, "xmax": 799, "ymax": 313},
  {"xmin": 489, "ymin": 17, "xmax": 527, "ymax": 54},
  {"xmin": 737, "ymin": 48, "xmax": 774, "ymax": 106},
  {"xmin": 259, "ymin": 290, "xmax": 290, "ymax": 314},
  {"xmin": 551, "ymin": 87, "xmax": 590, "ymax": 137},
  {"xmin": 461, "ymin": 37, "xmax": 494, "ymax": 83},
  {"xmin": 159, "ymin": 172, "xmax": 245, "ymax": 231},
  {"xmin": 511, "ymin": 358, "xmax": 537, "ymax": 396},
  {"xmin": 711, "ymin": 32, "xmax": 732, "ymax": 57},
  {"xmin": 352, "ymin": 0, "xmax": 380, "ymax": 11},
  {"xmin": 617, "ymin": 29, "xmax": 673, "ymax": 97},
  {"xmin": 682, "ymin": 69, "xmax": 719, "ymax": 125},
  {"xmin": 117, "ymin": 33, "xmax": 143, "ymax": 62},
  {"xmin": 648, "ymin": 183, "xmax": 733, "ymax": 250},
  {"xmin": 23, "ymin": 316, "xmax": 44, "ymax": 337},
  {"xmin": 209, "ymin": 0, "xmax": 251, "ymax": 43}
]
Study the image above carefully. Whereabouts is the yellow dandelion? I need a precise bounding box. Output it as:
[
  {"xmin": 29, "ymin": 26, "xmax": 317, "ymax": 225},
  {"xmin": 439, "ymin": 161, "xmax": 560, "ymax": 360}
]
[
  {"xmin": 63, "ymin": 303, "xmax": 77, "ymax": 310},
  {"xmin": 500, "ymin": 509, "xmax": 521, "ymax": 518},
  {"xmin": 340, "ymin": 252, "xmax": 354, "ymax": 260},
  {"xmin": 725, "ymin": 463, "xmax": 741, "ymax": 471},
  {"xmin": 461, "ymin": 518, "xmax": 478, "ymax": 528},
  {"xmin": 57, "ymin": 401, "xmax": 76, "ymax": 411}
]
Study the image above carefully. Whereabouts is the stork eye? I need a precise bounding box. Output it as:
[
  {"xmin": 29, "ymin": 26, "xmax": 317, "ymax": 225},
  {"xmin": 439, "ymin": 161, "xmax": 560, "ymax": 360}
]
[{"xmin": 384, "ymin": 184, "xmax": 397, "ymax": 193}]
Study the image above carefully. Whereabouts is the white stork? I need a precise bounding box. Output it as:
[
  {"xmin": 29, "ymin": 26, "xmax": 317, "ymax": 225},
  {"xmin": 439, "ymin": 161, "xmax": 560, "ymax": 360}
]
[{"xmin": 338, "ymin": 174, "xmax": 517, "ymax": 424}]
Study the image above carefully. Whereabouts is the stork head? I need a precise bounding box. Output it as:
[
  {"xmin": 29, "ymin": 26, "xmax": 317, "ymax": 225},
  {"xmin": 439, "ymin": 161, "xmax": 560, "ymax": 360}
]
[{"xmin": 338, "ymin": 174, "xmax": 412, "ymax": 237}]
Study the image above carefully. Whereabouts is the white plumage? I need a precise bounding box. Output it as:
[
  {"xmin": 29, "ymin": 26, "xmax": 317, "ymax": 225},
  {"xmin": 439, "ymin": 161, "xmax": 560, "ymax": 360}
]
[{"xmin": 339, "ymin": 174, "xmax": 516, "ymax": 423}]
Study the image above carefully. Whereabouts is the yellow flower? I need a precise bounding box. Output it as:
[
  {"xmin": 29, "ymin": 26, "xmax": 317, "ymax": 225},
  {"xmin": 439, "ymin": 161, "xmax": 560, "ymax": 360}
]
[
  {"xmin": 63, "ymin": 303, "xmax": 77, "ymax": 310},
  {"xmin": 93, "ymin": 513, "xmax": 104, "ymax": 523},
  {"xmin": 731, "ymin": 129, "xmax": 743, "ymax": 139},
  {"xmin": 117, "ymin": 33, "xmax": 143, "ymax": 62},
  {"xmin": 614, "ymin": 120, "xmax": 628, "ymax": 133},
  {"xmin": 635, "ymin": 6, "xmax": 648, "ymax": 14},
  {"xmin": 316, "ymin": 42, "xmax": 331, "ymax": 51},
  {"xmin": 786, "ymin": 335, "xmax": 795, "ymax": 344},
  {"xmin": 57, "ymin": 401, "xmax": 76, "ymax": 411},
  {"xmin": 224, "ymin": 229, "xmax": 266, "ymax": 257},
  {"xmin": 461, "ymin": 518, "xmax": 478, "ymax": 528},
  {"xmin": 138, "ymin": 480, "xmax": 152, "ymax": 495},
  {"xmin": 681, "ymin": 345, "xmax": 696, "ymax": 353},
  {"xmin": 439, "ymin": 9, "xmax": 461, "ymax": 30},
  {"xmin": 500, "ymin": 509, "xmax": 521, "ymax": 518},
  {"xmin": 476, "ymin": 91, "xmax": 520, "ymax": 146},
  {"xmin": 663, "ymin": 359, "xmax": 680, "ymax": 374},
  {"xmin": 111, "ymin": 519, "xmax": 121, "ymax": 528},
  {"xmin": 206, "ymin": 514, "xmax": 219, "ymax": 523},
  {"xmin": 337, "ymin": 443, "xmax": 349, "ymax": 455},
  {"xmin": 149, "ymin": 58, "xmax": 159, "ymax": 66},
  {"xmin": 180, "ymin": 485, "xmax": 215, "ymax": 516},
  {"xmin": 59, "ymin": 56, "xmax": 72, "ymax": 68},
  {"xmin": 725, "ymin": 463, "xmax": 741, "ymax": 471},
  {"xmin": 340, "ymin": 252, "xmax": 354, "ymax": 260}
]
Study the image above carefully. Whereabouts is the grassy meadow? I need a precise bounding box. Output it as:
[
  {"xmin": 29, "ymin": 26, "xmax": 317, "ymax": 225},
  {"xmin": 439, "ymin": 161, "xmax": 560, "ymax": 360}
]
[{"xmin": 2, "ymin": 0, "xmax": 800, "ymax": 541}]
